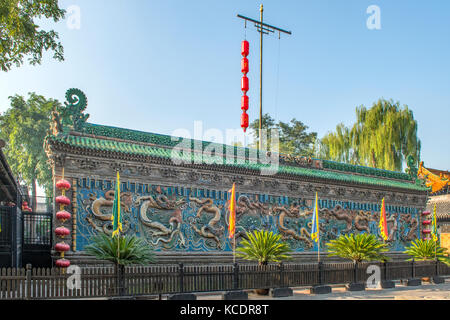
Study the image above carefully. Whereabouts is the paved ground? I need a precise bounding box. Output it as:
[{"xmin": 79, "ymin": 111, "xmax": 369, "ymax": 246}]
[{"xmin": 196, "ymin": 279, "xmax": 450, "ymax": 300}]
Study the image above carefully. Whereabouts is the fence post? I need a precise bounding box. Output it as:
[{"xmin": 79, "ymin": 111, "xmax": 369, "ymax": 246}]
[
  {"xmin": 25, "ymin": 264, "xmax": 32, "ymax": 300},
  {"xmin": 179, "ymin": 263, "xmax": 184, "ymax": 293},
  {"xmin": 435, "ymin": 258, "xmax": 439, "ymax": 277},
  {"xmin": 233, "ymin": 262, "xmax": 239, "ymax": 290},
  {"xmin": 278, "ymin": 262, "xmax": 284, "ymax": 287},
  {"xmin": 411, "ymin": 258, "xmax": 415, "ymax": 278},
  {"xmin": 318, "ymin": 261, "xmax": 323, "ymax": 285}
]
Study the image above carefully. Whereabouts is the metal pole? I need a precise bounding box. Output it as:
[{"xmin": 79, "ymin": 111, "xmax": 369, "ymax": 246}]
[{"xmin": 259, "ymin": 4, "xmax": 263, "ymax": 151}]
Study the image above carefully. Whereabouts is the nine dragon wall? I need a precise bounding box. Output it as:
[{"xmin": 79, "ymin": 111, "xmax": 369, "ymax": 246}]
[{"xmin": 74, "ymin": 177, "xmax": 420, "ymax": 253}]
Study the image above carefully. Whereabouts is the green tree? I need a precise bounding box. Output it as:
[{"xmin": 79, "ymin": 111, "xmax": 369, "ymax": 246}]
[
  {"xmin": 236, "ymin": 229, "xmax": 292, "ymax": 265},
  {"xmin": 249, "ymin": 113, "xmax": 277, "ymax": 150},
  {"xmin": 0, "ymin": 93, "xmax": 60, "ymax": 208},
  {"xmin": 278, "ymin": 118, "xmax": 317, "ymax": 156},
  {"xmin": 249, "ymin": 113, "xmax": 317, "ymax": 156},
  {"xmin": 0, "ymin": 0, "xmax": 65, "ymax": 71},
  {"xmin": 325, "ymin": 233, "xmax": 389, "ymax": 263},
  {"xmin": 319, "ymin": 99, "xmax": 421, "ymax": 171}
]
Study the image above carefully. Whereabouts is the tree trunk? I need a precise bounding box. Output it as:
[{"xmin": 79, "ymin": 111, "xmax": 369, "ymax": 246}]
[
  {"xmin": 31, "ymin": 178, "xmax": 37, "ymax": 212},
  {"xmin": 371, "ymin": 149, "xmax": 377, "ymax": 168}
]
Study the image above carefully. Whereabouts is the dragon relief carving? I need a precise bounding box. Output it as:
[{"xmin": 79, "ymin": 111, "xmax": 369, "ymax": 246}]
[
  {"xmin": 400, "ymin": 214, "xmax": 418, "ymax": 241},
  {"xmin": 271, "ymin": 203, "xmax": 313, "ymax": 248},
  {"xmin": 135, "ymin": 189, "xmax": 186, "ymax": 248},
  {"xmin": 87, "ymin": 190, "xmax": 133, "ymax": 234},
  {"xmin": 188, "ymin": 197, "xmax": 224, "ymax": 248}
]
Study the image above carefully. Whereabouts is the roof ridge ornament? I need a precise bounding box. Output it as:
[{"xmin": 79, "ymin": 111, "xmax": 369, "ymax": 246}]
[{"xmin": 53, "ymin": 88, "xmax": 90, "ymax": 134}]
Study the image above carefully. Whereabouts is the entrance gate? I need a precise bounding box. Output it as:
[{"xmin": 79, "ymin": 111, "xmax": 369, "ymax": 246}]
[{"xmin": 22, "ymin": 212, "xmax": 53, "ymax": 267}]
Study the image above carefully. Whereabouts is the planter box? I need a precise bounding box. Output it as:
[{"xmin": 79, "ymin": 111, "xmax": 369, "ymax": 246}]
[
  {"xmin": 270, "ymin": 287, "xmax": 293, "ymax": 297},
  {"xmin": 380, "ymin": 280, "xmax": 396, "ymax": 289},
  {"xmin": 346, "ymin": 283, "xmax": 366, "ymax": 291},
  {"xmin": 406, "ymin": 278, "xmax": 422, "ymax": 286},
  {"xmin": 168, "ymin": 293, "xmax": 197, "ymax": 300},
  {"xmin": 310, "ymin": 285, "xmax": 332, "ymax": 294},
  {"xmin": 432, "ymin": 276, "xmax": 445, "ymax": 284},
  {"xmin": 222, "ymin": 290, "xmax": 248, "ymax": 300}
]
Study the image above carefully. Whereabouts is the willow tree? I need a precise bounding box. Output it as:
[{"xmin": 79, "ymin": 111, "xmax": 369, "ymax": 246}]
[
  {"xmin": 319, "ymin": 99, "xmax": 421, "ymax": 171},
  {"xmin": 320, "ymin": 123, "xmax": 356, "ymax": 164}
]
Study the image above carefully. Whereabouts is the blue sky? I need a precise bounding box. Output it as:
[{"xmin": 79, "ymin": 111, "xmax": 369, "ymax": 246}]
[{"xmin": 0, "ymin": 0, "xmax": 449, "ymax": 171}]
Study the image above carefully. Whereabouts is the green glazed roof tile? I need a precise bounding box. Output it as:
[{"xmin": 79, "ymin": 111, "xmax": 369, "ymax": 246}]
[{"xmin": 46, "ymin": 134, "xmax": 427, "ymax": 192}]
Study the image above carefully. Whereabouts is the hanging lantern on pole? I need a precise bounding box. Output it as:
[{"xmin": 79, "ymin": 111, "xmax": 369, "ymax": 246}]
[
  {"xmin": 241, "ymin": 112, "xmax": 249, "ymax": 132},
  {"xmin": 241, "ymin": 95, "xmax": 249, "ymax": 111},
  {"xmin": 241, "ymin": 40, "xmax": 249, "ymax": 57},
  {"xmin": 240, "ymin": 40, "xmax": 249, "ymax": 132},
  {"xmin": 241, "ymin": 75, "xmax": 249, "ymax": 93},
  {"xmin": 241, "ymin": 57, "xmax": 249, "ymax": 74}
]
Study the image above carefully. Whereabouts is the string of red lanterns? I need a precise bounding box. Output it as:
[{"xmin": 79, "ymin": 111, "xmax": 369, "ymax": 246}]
[
  {"xmin": 241, "ymin": 40, "xmax": 249, "ymax": 132},
  {"xmin": 54, "ymin": 168, "xmax": 72, "ymax": 268}
]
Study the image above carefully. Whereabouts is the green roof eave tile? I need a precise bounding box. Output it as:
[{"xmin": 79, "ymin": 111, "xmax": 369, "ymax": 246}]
[
  {"xmin": 80, "ymin": 123, "xmax": 412, "ymax": 182},
  {"xmin": 49, "ymin": 134, "xmax": 427, "ymax": 192}
]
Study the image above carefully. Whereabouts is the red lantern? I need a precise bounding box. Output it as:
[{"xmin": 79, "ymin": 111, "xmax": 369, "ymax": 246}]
[
  {"xmin": 55, "ymin": 226, "xmax": 70, "ymax": 237},
  {"xmin": 241, "ymin": 40, "xmax": 249, "ymax": 57},
  {"xmin": 55, "ymin": 259, "xmax": 71, "ymax": 268},
  {"xmin": 55, "ymin": 242, "xmax": 70, "ymax": 252},
  {"xmin": 55, "ymin": 195, "xmax": 71, "ymax": 206},
  {"xmin": 422, "ymin": 229, "xmax": 431, "ymax": 234},
  {"xmin": 241, "ymin": 95, "xmax": 249, "ymax": 111},
  {"xmin": 241, "ymin": 75, "xmax": 249, "ymax": 93},
  {"xmin": 241, "ymin": 57, "xmax": 249, "ymax": 74},
  {"xmin": 422, "ymin": 220, "xmax": 431, "ymax": 225},
  {"xmin": 56, "ymin": 210, "xmax": 71, "ymax": 221},
  {"xmin": 241, "ymin": 112, "xmax": 249, "ymax": 132},
  {"xmin": 56, "ymin": 179, "xmax": 71, "ymax": 191}
]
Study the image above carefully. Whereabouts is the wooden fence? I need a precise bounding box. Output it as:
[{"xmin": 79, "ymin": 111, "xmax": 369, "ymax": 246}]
[{"xmin": 0, "ymin": 260, "xmax": 448, "ymax": 299}]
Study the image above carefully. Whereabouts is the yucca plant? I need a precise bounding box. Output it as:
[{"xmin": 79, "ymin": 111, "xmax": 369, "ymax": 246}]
[
  {"xmin": 236, "ymin": 229, "xmax": 292, "ymax": 265},
  {"xmin": 404, "ymin": 239, "xmax": 449, "ymax": 265},
  {"xmin": 326, "ymin": 233, "xmax": 389, "ymax": 263},
  {"xmin": 85, "ymin": 233, "xmax": 155, "ymax": 266}
]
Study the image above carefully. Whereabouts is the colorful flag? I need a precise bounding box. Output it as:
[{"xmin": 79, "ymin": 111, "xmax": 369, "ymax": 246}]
[
  {"xmin": 379, "ymin": 198, "xmax": 388, "ymax": 241},
  {"xmin": 311, "ymin": 192, "xmax": 319, "ymax": 243},
  {"xmin": 228, "ymin": 183, "xmax": 236, "ymax": 239},
  {"xmin": 111, "ymin": 171, "xmax": 122, "ymax": 237},
  {"xmin": 431, "ymin": 204, "xmax": 438, "ymax": 242}
]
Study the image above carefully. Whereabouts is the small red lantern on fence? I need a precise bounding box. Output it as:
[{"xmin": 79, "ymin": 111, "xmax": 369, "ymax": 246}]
[
  {"xmin": 54, "ymin": 168, "xmax": 72, "ymax": 268},
  {"xmin": 56, "ymin": 179, "xmax": 71, "ymax": 191},
  {"xmin": 55, "ymin": 226, "xmax": 70, "ymax": 237},
  {"xmin": 56, "ymin": 210, "xmax": 71, "ymax": 222},
  {"xmin": 55, "ymin": 242, "xmax": 70, "ymax": 252},
  {"xmin": 55, "ymin": 259, "xmax": 71, "ymax": 268},
  {"xmin": 55, "ymin": 195, "xmax": 71, "ymax": 206}
]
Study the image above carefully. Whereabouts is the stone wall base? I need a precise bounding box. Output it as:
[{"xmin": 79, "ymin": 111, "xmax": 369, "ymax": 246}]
[{"xmin": 59, "ymin": 251, "xmax": 411, "ymax": 266}]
